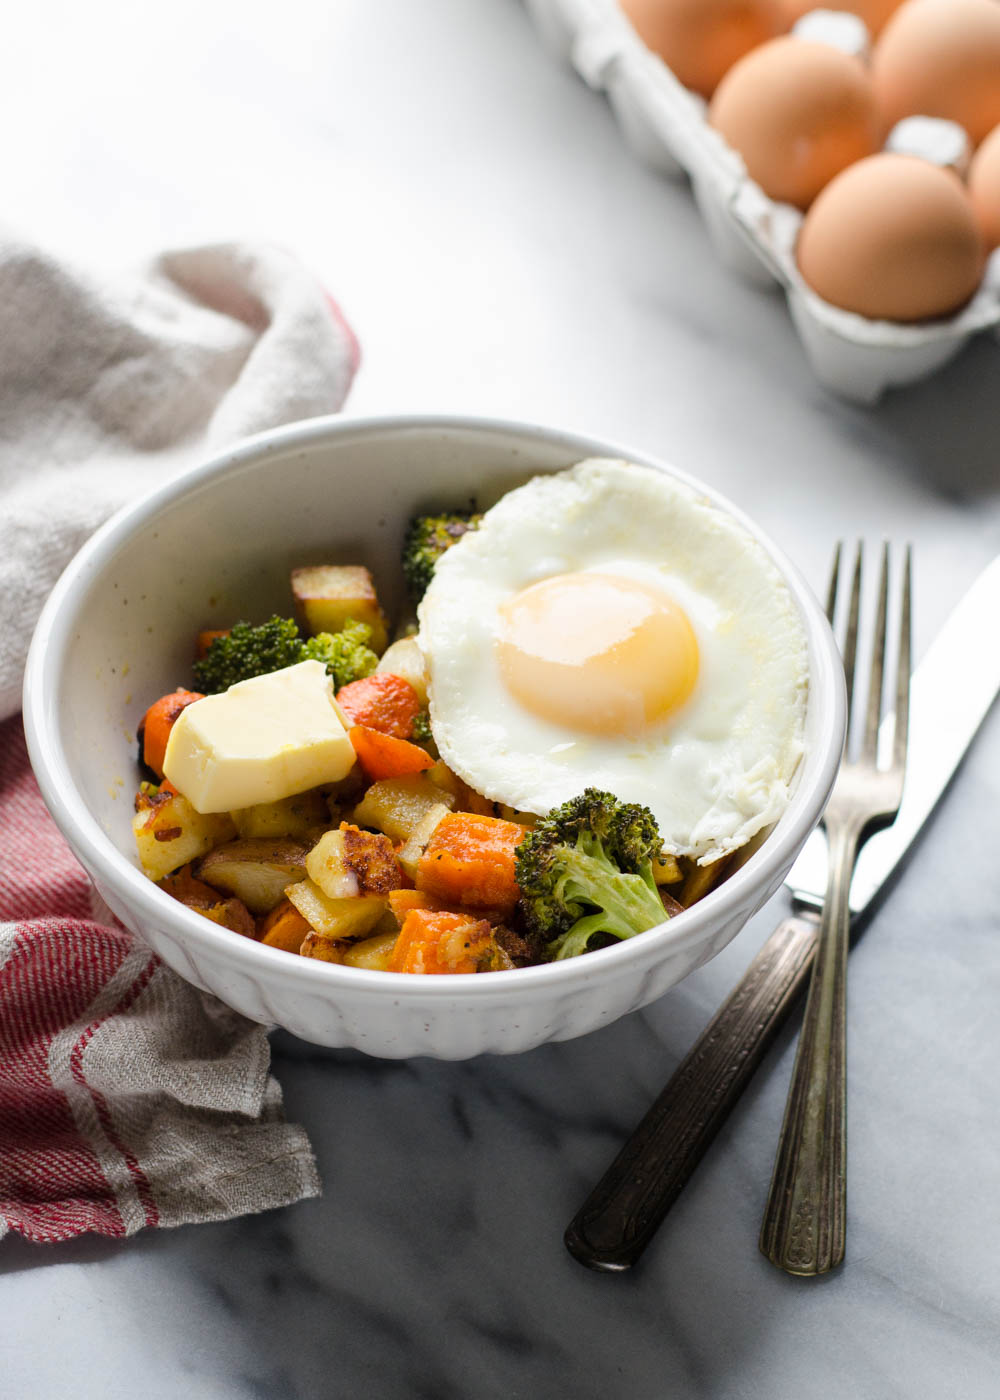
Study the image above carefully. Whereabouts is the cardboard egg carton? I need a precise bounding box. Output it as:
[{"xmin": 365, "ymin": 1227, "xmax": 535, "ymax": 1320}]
[{"xmin": 523, "ymin": 0, "xmax": 1000, "ymax": 402}]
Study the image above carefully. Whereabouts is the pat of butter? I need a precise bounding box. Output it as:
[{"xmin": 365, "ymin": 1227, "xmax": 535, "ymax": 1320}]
[{"xmin": 163, "ymin": 660, "xmax": 355, "ymax": 814}]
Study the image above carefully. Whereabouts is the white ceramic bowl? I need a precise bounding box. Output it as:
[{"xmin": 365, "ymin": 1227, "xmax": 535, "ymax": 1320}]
[{"xmin": 23, "ymin": 415, "xmax": 845, "ymax": 1059}]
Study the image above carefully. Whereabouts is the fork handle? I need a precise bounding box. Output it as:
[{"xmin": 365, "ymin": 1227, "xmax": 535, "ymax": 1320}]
[
  {"xmin": 759, "ymin": 822, "xmax": 859, "ymax": 1275},
  {"xmin": 564, "ymin": 913, "xmax": 821, "ymax": 1272}
]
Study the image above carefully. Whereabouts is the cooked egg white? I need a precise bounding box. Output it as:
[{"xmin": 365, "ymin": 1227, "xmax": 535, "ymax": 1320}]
[{"xmin": 417, "ymin": 460, "xmax": 808, "ymax": 865}]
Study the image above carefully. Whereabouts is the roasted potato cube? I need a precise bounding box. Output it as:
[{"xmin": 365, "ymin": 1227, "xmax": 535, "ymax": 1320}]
[
  {"xmin": 375, "ymin": 636, "xmax": 428, "ymax": 704},
  {"xmin": 424, "ymin": 762, "xmax": 496, "ymax": 817},
  {"xmin": 304, "ymin": 829, "xmax": 357, "ymax": 899},
  {"xmin": 396, "ymin": 803, "xmax": 451, "ymax": 881},
  {"xmin": 425, "ymin": 761, "xmax": 463, "ymax": 800},
  {"xmin": 230, "ymin": 790, "xmax": 330, "ymax": 840},
  {"xmin": 342, "ymin": 931, "xmax": 398, "ymax": 970},
  {"xmin": 652, "ymin": 851, "xmax": 683, "ymax": 886},
  {"xmin": 678, "ymin": 854, "xmax": 732, "ymax": 908},
  {"xmin": 196, "ymin": 838, "xmax": 309, "ymax": 914},
  {"xmin": 425, "ymin": 763, "xmax": 535, "ymax": 825},
  {"xmin": 305, "ymin": 824, "xmax": 404, "ymax": 901},
  {"xmin": 285, "ymin": 879, "xmax": 388, "ymax": 940},
  {"xmin": 133, "ymin": 788, "xmax": 236, "ymax": 882},
  {"xmin": 291, "ymin": 565, "xmax": 388, "ymax": 653},
  {"xmin": 352, "ymin": 773, "xmax": 455, "ymax": 843}
]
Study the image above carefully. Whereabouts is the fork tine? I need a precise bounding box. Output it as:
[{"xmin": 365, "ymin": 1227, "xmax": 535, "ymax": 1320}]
[
  {"xmin": 825, "ymin": 542, "xmax": 842, "ymax": 625},
  {"xmin": 862, "ymin": 542, "xmax": 890, "ymax": 762},
  {"xmin": 893, "ymin": 545, "xmax": 912, "ymax": 773},
  {"xmin": 842, "ymin": 543, "xmax": 863, "ymax": 720}
]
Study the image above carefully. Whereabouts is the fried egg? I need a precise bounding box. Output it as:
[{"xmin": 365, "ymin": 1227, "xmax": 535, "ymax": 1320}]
[{"xmin": 417, "ymin": 460, "xmax": 808, "ymax": 865}]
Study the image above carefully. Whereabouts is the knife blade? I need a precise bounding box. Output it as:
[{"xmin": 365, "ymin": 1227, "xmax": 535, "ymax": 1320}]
[
  {"xmin": 565, "ymin": 555, "xmax": 1000, "ymax": 1273},
  {"xmin": 788, "ymin": 553, "xmax": 1000, "ymax": 916}
]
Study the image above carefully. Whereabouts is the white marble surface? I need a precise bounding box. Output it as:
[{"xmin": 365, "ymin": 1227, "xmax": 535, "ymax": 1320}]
[{"xmin": 3, "ymin": 1, "xmax": 1000, "ymax": 1395}]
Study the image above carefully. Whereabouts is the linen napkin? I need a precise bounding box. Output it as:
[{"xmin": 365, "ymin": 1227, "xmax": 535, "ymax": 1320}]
[
  {"xmin": 0, "ymin": 235, "xmax": 359, "ymax": 1240},
  {"xmin": 0, "ymin": 235, "xmax": 359, "ymax": 721}
]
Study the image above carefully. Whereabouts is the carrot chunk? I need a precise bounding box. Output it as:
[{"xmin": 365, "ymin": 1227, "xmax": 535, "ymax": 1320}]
[
  {"xmin": 337, "ymin": 673, "xmax": 422, "ymax": 740},
  {"xmin": 415, "ymin": 812, "xmax": 525, "ymax": 913},
  {"xmin": 139, "ymin": 689, "xmax": 203, "ymax": 779},
  {"xmin": 349, "ymin": 725, "xmax": 434, "ymax": 780},
  {"xmin": 389, "ymin": 908, "xmax": 496, "ymax": 975}
]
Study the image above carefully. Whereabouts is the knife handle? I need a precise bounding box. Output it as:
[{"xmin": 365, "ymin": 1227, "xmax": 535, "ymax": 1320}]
[{"xmin": 564, "ymin": 914, "xmax": 821, "ymax": 1272}]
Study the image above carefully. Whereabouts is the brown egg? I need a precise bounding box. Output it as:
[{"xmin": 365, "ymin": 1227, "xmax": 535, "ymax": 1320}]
[
  {"xmin": 872, "ymin": 0, "xmax": 1000, "ymax": 147},
  {"xmin": 779, "ymin": 0, "xmax": 905, "ymax": 34},
  {"xmin": 797, "ymin": 153, "xmax": 986, "ymax": 320},
  {"xmin": 968, "ymin": 123, "xmax": 1000, "ymax": 248},
  {"xmin": 708, "ymin": 38, "xmax": 882, "ymax": 209},
  {"xmin": 620, "ymin": 0, "xmax": 786, "ymax": 98}
]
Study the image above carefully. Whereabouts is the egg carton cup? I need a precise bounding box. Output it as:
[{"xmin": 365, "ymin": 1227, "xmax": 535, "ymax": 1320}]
[{"xmin": 523, "ymin": 0, "xmax": 1000, "ymax": 402}]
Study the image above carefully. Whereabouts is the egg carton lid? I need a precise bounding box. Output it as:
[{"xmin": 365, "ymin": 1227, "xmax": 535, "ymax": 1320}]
[{"xmin": 523, "ymin": 0, "xmax": 1000, "ymax": 401}]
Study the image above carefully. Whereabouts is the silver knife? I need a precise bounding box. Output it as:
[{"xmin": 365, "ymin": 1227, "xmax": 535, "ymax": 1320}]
[{"xmin": 565, "ymin": 556, "xmax": 1000, "ymax": 1272}]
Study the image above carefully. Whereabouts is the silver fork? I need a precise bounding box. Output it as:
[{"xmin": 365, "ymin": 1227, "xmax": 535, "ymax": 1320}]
[{"xmin": 759, "ymin": 541, "xmax": 911, "ymax": 1276}]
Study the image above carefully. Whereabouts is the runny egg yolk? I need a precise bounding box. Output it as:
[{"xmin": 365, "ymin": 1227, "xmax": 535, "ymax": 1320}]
[{"xmin": 495, "ymin": 572, "xmax": 699, "ymax": 736}]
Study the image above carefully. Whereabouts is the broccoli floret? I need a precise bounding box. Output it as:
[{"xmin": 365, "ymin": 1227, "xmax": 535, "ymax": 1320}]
[
  {"xmin": 402, "ymin": 511, "xmax": 481, "ymax": 604},
  {"xmin": 193, "ymin": 616, "xmax": 304, "ymax": 693},
  {"xmin": 193, "ymin": 615, "xmax": 379, "ymax": 693},
  {"xmin": 301, "ymin": 621, "xmax": 379, "ymax": 689},
  {"xmin": 514, "ymin": 788, "xmax": 668, "ymax": 961}
]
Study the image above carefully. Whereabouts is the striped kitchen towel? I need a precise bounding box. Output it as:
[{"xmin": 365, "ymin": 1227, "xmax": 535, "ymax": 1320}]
[
  {"xmin": 0, "ymin": 713, "xmax": 320, "ymax": 1242},
  {"xmin": 0, "ymin": 234, "xmax": 359, "ymax": 1239}
]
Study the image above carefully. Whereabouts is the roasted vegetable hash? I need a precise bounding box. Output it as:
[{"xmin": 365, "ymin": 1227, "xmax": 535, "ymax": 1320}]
[{"xmin": 132, "ymin": 517, "xmax": 706, "ymax": 974}]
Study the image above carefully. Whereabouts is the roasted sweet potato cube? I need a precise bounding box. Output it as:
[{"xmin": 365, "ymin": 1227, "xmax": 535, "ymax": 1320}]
[
  {"xmin": 388, "ymin": 908, "xmax": 507, "ymax": 974},
  {"xmin": 291, "ymin": 565, "xmax": 388, "ymax": 653},
  {"xmin": 157, "ymin": 864, "xmax": 255, "ymax": 937},
  {"xmin": 415, "ymin": 812, "xmax": 525, "ymax": 913},
  {"xmin": 197, "ymin": 899, "xmax": 257, "ymax": 938},
  {"xmin": 259, "ymin": 899, "xmax": 312, "ymax": 953},
  {"xmin": 300, "ymin": 933, "xmax": 348, "ymax": 963},
  {"xmin": 158, "ymin": 864, "xmax": 227, "ymax": 908},
  {"xmin": 387, "ymin": 888, "xmax": 450, "ymax": 923}
]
